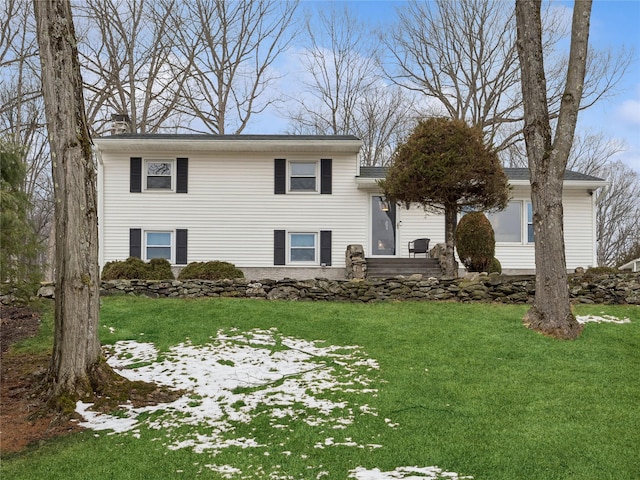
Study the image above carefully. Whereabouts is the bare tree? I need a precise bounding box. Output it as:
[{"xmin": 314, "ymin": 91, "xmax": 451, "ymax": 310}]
[
  {"xmin": 354, "ymin": 85, "xmax": 415, "ymax": 166},
  {"xmin": 169, "ymin": 0, "xmax": 299, "ymax": 134},
  {"xmin": 594, "ymin": 161, "xmax": 640, "ymax": 267},
  {"xmin": 287, "ymin": 5, "xmax": 414, "ymax": 166},
  {"xmin": 34, "ymin": 0, "xmax": 106, "ymax": 399},
  {"xmin": 75, "ymin": 0, "xmax": 190, "ymax": 134},
  {"xmin": 516, "ymin": 0, "xmax": 591, "ymax": 339},
  {"xmin": 384, "ymin": 0, "xmax": 632, "ymax": 163}
]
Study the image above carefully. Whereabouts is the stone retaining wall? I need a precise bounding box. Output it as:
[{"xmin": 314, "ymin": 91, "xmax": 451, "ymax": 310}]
[{"xmin": 45, "ymin": 272, "xmax": 638, "ymax": 304}]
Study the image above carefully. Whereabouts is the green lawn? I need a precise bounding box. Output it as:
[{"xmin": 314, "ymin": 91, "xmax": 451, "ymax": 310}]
[{"xmin": 2, "ymin": 298, "xmax": 639, "ymax": 479}]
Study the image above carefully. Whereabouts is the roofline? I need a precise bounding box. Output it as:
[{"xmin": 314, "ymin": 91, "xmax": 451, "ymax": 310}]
[
  {"xmin": 508, "ymin": 178, "xmax": 608, "ymax": 189},
  {"xmin": 355, "ymin": 176, "xmax": 608, "ymax": 191},
  {"xmin": 93, "ymin": 134, "xmax": 363, "ymax": 155}
]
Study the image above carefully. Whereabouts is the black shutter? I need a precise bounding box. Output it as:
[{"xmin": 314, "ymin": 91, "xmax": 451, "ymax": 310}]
[
  {"xmin": 320, "ymin": 230, "xmax": 332, "ymax": 266},
  {"xmin": 274, "ymin": 230, "xmax": 286, "ymax": 265},
  {"xmin": 176, "ymin": 229, "xmax": 188, "ymax": 264},
  {"xmin": 274, "ymin": 159, "xmax": 286, "ymax": 194},
  {"xmin": 320, "ymin": 158, "xmax": 332, "ymax": 194},
  {"xmin": 130, "ymin": 157, "xmax": 142, "ymax": 193},
  {"xmin": 129, "ymin": 228, "xmax": 142, "ymax": 258},
  {"xmin": 176, "ymin": 158, "xmax": 188, "ymax": 193}
]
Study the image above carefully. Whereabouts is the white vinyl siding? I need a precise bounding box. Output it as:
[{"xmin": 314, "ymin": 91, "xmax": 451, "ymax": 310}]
[
  {"xmin": 97, "ymin": 140, "xmax": 601, "ymax": 275},
  {"xmin": 392, "ymin": 189, "xmax": 596, "ymax": 272},
  {"xmin": 99, "ymin": 152, "xmax": 367, "ymax": 270}
]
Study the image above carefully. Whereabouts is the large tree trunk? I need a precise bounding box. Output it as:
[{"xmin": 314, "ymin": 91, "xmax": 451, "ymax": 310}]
[
  {"xmin": 34, "ymin": 0, "xmax": 105, "ymax": 399},
  {"xmin": 443, "ymin": 205, "xmax": 458, "ymax": 278},
  {"xmin": 516, "ymin": 0, "xmax": 592, "ymax": 339}
]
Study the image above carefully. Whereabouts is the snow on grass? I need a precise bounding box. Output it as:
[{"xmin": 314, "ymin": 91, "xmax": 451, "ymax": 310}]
[
  {"xmin": 349, "ymin": 466, "xmax": 474, "ymax": 479},
  {"xmin": 77, "ymin": 328, "xmax": 381, "ymax": 453},
  {"xmin": 76, "ymin": 327, "xmax": 475, "ymax": 479},
  {"xmin": 576, "ymin": 314, "xmax": 631, "ymax": 324}
]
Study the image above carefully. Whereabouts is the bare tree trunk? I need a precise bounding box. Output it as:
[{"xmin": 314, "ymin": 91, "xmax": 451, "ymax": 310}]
[
  {"xmin": 34, "ymin": 0, "xmax": 104, "ymax": 399},
  {"xmin": 516, "ymin": 0, "xmax": 592, "ymax": 339},
  {"xmin": 443, "ymin": 206, "xmax": 458, "ymax": 278}
]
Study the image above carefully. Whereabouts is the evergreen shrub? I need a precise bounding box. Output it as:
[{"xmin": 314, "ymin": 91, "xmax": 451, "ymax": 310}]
[
  {"xmin": 178, "ymin": 261, "xmax": 244, "ymax": 280},
  {"xmin": 101, "ymin": 257, "xmax": 174, "ymax": 280},
  {"xmin": 488, "ymin": 257, "xmax": 502, "ymax": 274},
  {"xmin": 457, "ymin": 211, "xmax": 495, "ymax": 273}
]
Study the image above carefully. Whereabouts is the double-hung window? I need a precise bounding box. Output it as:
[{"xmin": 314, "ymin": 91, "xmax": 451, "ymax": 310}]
[
  {"xmin": 145, "ymin": 160, "xmax": 173, "ymax": 190},
  {"xmin": 289, "ymin": 233, "xmax": 317, "ymax": 262},
  {"xmin": 289, "ymin": 162, "xmax": 317, "ymax": 192},
  {"xmin": 146, "ymin": 231, "xmax": 172, "ymax": 260},
  {"xmin": 130, "ymin": 228, "xmax": 187, "ymax": 264},
  {"xmin": 486, "ymin": 201, "xmax": 534, "ymax": 244}
]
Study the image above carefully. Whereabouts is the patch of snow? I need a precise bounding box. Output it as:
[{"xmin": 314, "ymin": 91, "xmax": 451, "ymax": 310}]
[
  {"xmin": 76, "ymin": 328, "xmax": 382, "ymax": 458},
  {"xmin": 349, "ymin": 465, "xmax": 474, "ymax": 479},
  {"xmin": 576, "ymin": 315, "xmax": 631, "ymax": 324}
]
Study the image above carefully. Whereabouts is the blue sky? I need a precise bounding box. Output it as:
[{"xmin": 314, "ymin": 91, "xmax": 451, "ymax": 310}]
[
  {"xmin": 252, "ymin": 0, "xmax": 640, "ymax": 174},
  {"xmin": 581, "ymin": 0, "xmax": 640, "ymax": 174}
]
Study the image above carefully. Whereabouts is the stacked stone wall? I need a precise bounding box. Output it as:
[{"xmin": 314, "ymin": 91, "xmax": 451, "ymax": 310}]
[{"xmin": 59, "ymin": 272, "xmax": 640, "ymax": 304}]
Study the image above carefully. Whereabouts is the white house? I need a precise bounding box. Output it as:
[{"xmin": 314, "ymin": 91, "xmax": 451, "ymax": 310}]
[{"xmin": 94, "ymin": 134, "xmax": 607, "ymax": 279}]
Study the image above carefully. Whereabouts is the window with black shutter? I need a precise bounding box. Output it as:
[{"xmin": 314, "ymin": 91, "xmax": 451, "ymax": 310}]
[
  {"xmin": 320, "ymin": 159, "xmax": 332, "ymax": 194},
  {"xmin": 129, "ymin": 228, "xmax": 142, "ymax": 258},
  {"xmin": 320, "ymin": 230, "xmax": 332, "ymax": 265},
  {"xmin": 274, "ymin": 230, "xmax": 286, "ymax": 265},
  {"xmin": 130, "ymin": 158, "xmax": 142, "ymax": 193},
  {"xmin": 176, "ymin": 158, "xmax": 188, "ymax": 193},
  {"xmin": 176, "ymin": 229, "xmax": 188, "ymax": 264},
  {"xmin": 274, "ymin": 159, "xmax": 286, "ymax": 194}
]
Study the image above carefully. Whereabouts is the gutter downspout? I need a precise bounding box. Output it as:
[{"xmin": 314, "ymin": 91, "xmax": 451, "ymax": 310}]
[{"xmin": 95, "ymin": 147, "xmax": 104, "ymax": 273}]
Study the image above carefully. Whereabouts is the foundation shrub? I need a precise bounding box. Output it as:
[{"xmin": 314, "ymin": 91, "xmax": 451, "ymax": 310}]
[
  {"xmin": 146, "ymin": 258, "xmax": 174, "ymax": 280},
  {"xmin": 178, "ymin": 261, "xmax": 244, "ymax": 280},
  {"xmin": 488, "ymin": 257, "xmax": 502, "ymax": 274},
  {"xmin": 102, "ymin": 257, "xmax": 174, "ymax": 280},
  {"xmin": 457, "ymin": 211, "xmax": 495, "ymax": 273}
]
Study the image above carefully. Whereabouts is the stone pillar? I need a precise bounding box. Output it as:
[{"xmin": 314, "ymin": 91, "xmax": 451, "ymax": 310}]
[{"xmin": 345, "ymin": 244, "xmax": 367, "ymax": 279}]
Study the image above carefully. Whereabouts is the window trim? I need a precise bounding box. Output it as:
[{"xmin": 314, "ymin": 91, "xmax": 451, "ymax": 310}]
[
  {"xmin": 288, "ymin": 232, "xmax": 318, "ymax": 264},
  {"xmin": 526, "ymin": 202, "xmax": 534, "ymax": 244},
  {"xmin": 288, "ymin": 160, "xmax": 318, "ymax": 193},
  {"xmin": 486, "ymin": 200, "xmax": 535, "ymax": 245},
  {"xmin": 144, "ymin": 230, "xmax": 173, "ymax": 262},
  {"xmin": 144, "ymin": 159, "xmax": 175, "ymax": 192}
]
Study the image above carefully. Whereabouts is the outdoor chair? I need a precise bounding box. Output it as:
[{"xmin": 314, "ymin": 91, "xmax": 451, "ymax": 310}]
[{"xmin": 408, "ymin": 238, "xmax": 430, "ymax": 257}]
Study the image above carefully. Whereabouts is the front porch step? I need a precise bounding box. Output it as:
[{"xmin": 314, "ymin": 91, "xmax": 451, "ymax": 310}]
[{"xmin": 366, "ymin": 258, "xmax": 443, "ymax": 278}]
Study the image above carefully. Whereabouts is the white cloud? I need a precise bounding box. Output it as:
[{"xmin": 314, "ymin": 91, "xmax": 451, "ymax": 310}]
[{"xmin": 616, "ymin": 98, "xmax": 640, "ymax": 126}]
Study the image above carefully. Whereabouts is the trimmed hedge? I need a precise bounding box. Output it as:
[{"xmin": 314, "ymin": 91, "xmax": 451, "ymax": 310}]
[
  {"xmin": 177, "ymin": 261, "xmax": 244, "ymax": 280},
  {"xmin": 457, "ymin": 212, "xmax": 495, "ymax": 273},
  {"xmin": 101, "ymin": 257, "xmax": 174, "ymax": 280}
]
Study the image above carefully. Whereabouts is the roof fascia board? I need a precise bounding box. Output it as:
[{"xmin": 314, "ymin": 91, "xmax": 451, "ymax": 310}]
[{"xmin": 93, "ymin": 137, "xmax": 363, "ymax": 155}]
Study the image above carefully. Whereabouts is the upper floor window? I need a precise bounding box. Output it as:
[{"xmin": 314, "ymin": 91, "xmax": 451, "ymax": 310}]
[
  {"xmin": 146, "ymin": 160, "xmax": 173, "ymax": 190},
  {"xmin": 131, "ymin": 157, "xmax": 188, "ymax": 193},
  {"xmin": 289, "ymin": 161, "xmax": 317, "ymax": 192}
]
